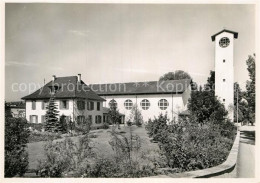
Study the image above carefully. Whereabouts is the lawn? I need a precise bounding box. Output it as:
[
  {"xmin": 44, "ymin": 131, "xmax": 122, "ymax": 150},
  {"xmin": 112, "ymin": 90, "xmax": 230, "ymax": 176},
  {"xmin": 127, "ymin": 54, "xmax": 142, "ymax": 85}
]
[{"xmin": 27, "ymin": 125, "xmax": 159, "ymax": 170}]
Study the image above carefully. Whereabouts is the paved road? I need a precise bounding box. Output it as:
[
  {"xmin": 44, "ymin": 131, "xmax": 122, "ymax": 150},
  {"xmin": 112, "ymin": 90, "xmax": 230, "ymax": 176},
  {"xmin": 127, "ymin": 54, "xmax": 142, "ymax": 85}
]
[
  {"xmin": 213, "ymin": 125, "xmax": 255, "ymax": 178},
  {"xmin": 237, "ymin": 125, "xmax": 255, "ymax": 178}
]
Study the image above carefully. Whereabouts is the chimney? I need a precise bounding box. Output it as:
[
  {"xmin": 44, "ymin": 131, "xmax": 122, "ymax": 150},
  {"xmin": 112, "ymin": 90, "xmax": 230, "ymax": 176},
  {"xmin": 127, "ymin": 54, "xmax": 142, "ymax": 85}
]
[
  {"xmin": 78, "ymin": 74, "xmax": 81, "ymax": 83},
  {"xmin": 52, "ymin": 75, "xmax": 56, "ymax": 82}
]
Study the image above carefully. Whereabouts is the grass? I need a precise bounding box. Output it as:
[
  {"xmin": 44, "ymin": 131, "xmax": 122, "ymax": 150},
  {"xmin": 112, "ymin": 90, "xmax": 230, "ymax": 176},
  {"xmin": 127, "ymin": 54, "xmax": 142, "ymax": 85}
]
[{"xmin": 27, "ymin": 125, "xmax": 159, "ymax": 170}]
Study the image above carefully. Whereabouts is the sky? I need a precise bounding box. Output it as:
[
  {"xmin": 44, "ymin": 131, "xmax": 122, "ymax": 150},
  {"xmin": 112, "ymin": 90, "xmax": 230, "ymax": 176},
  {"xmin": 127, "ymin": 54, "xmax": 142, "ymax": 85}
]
[{"xmin": 5, "ymin": 3, "xmax": 255, "ymax": 101}]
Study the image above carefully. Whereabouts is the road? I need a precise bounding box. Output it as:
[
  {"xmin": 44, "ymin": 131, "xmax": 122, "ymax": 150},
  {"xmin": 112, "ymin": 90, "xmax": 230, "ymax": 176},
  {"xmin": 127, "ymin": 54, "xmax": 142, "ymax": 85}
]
[{"xmin": 214, "ymin": 125, "xmax": 255, "ymax": 178}]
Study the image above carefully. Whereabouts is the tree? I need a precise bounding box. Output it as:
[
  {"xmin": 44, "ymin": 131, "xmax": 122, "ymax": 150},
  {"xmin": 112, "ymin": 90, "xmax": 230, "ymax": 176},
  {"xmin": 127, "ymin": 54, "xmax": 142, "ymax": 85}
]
[
  {"xmin": 128, "ymin": 104, "xmax": 143, "ymax": 127},
  {"xmin": 245, "ymin": 54, "xmax": 255, "ymax": 124},
  {"xmin": 108, "ymin": 99, "xmax": 121, "ymax": 129},
  {"xmin": 188, "ymin": 90, "xmax": 228, "ymax": 123},
  {"xmin": 205, "ymin": 70, "xmax": 215, "ymax": 91},
  {"xmin": 5, "ymin": 104, "xmax": 30, "ymax": 177},
  {"xmin": 45, "ymin": 95, "xmax": 59, "ymax": 132},
  {"xmin": 159, "ymin": 70, "xmax": 191, "ymax": 81}
]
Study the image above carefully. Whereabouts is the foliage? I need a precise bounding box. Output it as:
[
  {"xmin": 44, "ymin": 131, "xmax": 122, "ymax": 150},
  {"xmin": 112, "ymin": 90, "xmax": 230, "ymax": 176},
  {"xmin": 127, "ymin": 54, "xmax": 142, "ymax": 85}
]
[
  {"xmin": 188, "ymin": 90, "xmax": 228, "ymax": 123},
  {"xmin": 28, "ymin": 131, "xmax": 62, "ymax": 143},
  {"xmin": 129, "ymin": 104, "xmax": 143, "ymax": 127},
  {"xmin": 234, "ymin": 82, "xmax": 250, "ymax": 122},
  {"xmin": 245, "ymin": 54, "xmax": 255, "ymax": 124},
  {"xmin": 59, "ymin": 115, "xmax": 68, "ymax": 133},
  {"xmin": 74, "ymin": 118, "xmax": 92, "ymax": 135},
  {"xmin": 204, "ymin": 70, "xmax": 215, "ymax": 91},
  {"xmin": 37, "ymin": 135, "xmax": 95, "ymax": 177},
  {"xmin": 127, "ymin": 120, "xmax": 132, "ymax": 126},
  {"xmin": 45, "ymin": 95, "xmax": 60, "ymax": 132},
  {"xmin": 5, "ymin": 116, "xmax": 30, "ymax": 177},
  {"xmin": 107, "ymin": 99, "xmax": 121, "ymax": 128},
  {"xmin": 159, "ymin": 70, "xmax": 191, "ymax": 81},
  {"xmin": 28, "ymin": 123, "xmax": 44, "ymax": 132},
  {"xmin": 145, "ymin": 113, "xmax": 168, "ymax": 142},
  {"xmin": 146, "ymin": 114, "xmax": 236, "ymax": 172}
]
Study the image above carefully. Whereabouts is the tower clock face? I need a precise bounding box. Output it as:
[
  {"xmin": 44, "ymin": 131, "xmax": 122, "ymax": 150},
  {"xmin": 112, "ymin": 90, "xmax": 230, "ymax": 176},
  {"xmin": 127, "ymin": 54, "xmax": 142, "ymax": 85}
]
[{"xmin": 219, "ymin": 37, "xmax": 230, "ymax": 48}]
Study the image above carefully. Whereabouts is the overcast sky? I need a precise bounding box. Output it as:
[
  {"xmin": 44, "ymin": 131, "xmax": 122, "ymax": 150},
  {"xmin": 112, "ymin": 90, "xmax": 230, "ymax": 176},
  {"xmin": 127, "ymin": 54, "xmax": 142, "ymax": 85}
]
[{"xmin": 5, "ymin": 3, "xmax": 255, "ymax": 101}]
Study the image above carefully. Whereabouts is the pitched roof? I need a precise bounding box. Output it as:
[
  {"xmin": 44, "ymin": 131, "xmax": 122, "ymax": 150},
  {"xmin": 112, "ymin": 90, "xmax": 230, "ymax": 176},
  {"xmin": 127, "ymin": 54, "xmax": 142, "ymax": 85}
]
[
  {"xmin": 89, "ymin": 79, "xmax": 191, "ymax": 96},
  {"xmin": 211, "ymin": 29, "xmax": 238, "ymax": 41},
  {"xmin": 22, "ymin": 76, "xmax": 105, "ymax": 101}
]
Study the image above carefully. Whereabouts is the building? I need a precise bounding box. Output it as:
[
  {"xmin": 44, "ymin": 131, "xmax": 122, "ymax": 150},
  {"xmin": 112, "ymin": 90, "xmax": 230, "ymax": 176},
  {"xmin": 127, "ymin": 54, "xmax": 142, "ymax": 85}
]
[
  {"xmin": 89, "ymin": 79, "xmax": 192, "ymax": 122},
  {"xmin": 22, "ymin": 74, "xmax": 106, "ymax": 126},
  {"xmin": 5, "ymin": 101, "xmax": 26, "ymax": 118},
  {"xmin": 212, "ymin": 29, "xmax": 238, "ymax": 122}
]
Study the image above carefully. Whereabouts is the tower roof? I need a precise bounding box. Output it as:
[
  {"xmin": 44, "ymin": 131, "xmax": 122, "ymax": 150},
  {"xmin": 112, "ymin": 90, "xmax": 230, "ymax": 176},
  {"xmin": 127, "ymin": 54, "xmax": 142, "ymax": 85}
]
[{"xmin": 211, "ymin": 29, "xmax": 238, "ymax": 41}]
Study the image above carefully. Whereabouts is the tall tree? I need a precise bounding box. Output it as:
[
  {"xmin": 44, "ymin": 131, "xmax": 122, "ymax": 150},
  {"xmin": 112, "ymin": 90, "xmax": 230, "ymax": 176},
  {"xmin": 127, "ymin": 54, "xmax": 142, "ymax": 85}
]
[
  {"xmin": 5, "ymin": 104, "xmax": 30, "ymax": 177},
  {"xmin": 159, "ymin": 70, "xmax": 191, "ymax": 81},
  {"xmin": 108, "ymin": 99, "xmax": 120, "ymax": 129},
  {"xmin": 245, "ymin": 54, "xmax": 255, "ymax": 124},
  {"xmin": 45, "ymin": 95, "xmax": 59, "ymax": 132},
  {"xmin": 205, "ymin": 70, "xmax": 215, "ymax": 91}
]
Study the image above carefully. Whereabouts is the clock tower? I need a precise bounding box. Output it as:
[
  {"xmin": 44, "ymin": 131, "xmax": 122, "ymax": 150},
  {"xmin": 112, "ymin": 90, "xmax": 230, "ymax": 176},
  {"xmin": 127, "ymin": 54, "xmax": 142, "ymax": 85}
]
[{"xmin": 211, "ymin": 29, "xmax": 238, "ymax": 122}]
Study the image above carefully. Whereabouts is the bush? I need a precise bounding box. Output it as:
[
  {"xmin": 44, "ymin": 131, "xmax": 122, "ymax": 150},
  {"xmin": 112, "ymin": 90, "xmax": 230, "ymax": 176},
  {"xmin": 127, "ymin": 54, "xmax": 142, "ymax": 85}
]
[
  {"xmin": 146, "ymin": 114, "xmax": 236, "ymax": 172},
  {"xmin": 28, "ymin": 131, "xmax": 62, "ymax": 143},
  {"xmin": 28, "ymin": 123, "xmax": 44, "ymax": 132},
  {"xmin": 127, "ymin": 120, "xmax": 132, "ymax": 126},
  {"xmin": 37, "ymin": 135, "xmax": 95, "ymax": 177},
  {"xmin": 5, "ymin": 117, "xmax": 30, "ymax": 177}
]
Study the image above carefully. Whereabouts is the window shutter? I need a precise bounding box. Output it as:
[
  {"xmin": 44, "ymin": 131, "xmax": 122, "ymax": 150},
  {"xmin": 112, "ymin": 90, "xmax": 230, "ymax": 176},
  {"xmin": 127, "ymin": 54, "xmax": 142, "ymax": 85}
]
[
  {"xmin": 30, "ymin": 115, "xmax": 32, "ymax": 123},
  {"xmin": 36, "ymin": 116, "xmax": 38, "ymax": 123}
]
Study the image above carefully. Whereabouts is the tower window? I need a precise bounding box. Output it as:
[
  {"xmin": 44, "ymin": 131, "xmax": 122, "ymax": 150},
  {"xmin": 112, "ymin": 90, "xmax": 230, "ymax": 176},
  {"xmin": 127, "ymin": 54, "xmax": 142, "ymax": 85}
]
[
  {"xmin": 223, "ymin": 99, "xmax": 225, "ymax": 102},
  {"xmin": 223, "ymin": 79, "xmax": 226, "ymax": 82},
  {"xmin": 223, "ymin": 59, "xmax": 226, "ymax": 63}
]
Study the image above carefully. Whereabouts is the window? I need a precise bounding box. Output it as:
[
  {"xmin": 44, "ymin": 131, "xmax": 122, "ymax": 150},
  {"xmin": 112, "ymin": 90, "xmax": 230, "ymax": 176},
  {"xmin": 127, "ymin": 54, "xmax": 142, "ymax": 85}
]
[
  {"xmin": 223, "ymin": 79, "xmax": 226, "ymax": 82},
  {"xmin": 88, "ymin": 115, "xmax": 92, "ymax": 124},
  {"xmin": 223, "ymin": 99, "xmax": 226, "ymax": 102},
  {"xmin": 140, "ymin": 99, "xmax": 150, "ymax": 110},
  {"xmin": 77, "ymin": 100, "xmax": 85, "ymax": 110},
  {"xmin": 41, "ymin": 115, "xmax": 46, "ymax": 123},
  {"xmin": 109, "ymin": 99, "xmax": 117, "ymax": 108},
  {"xmin": 97, "ymin": 102, "xmax": 100, "ymax": 111},
  {"xmin": 95, "ymin": 115, "xmax": 102, "ymax": 124},
  {"xmin": 32, "ymin": 101, "xmax": 36, "ymax": 110},
  {"xmin": 60, "ymin": 100, "xmax": 69, "ymax": 109},
  {"xmin": 30, "ymin": 115, "xmax": 38, "ymax": 123},
  {"xmin": 87, "ymin": 101, "xmax": 94, "ymax": 110},
  {"xmin": 158, "ymin": 99, "xmax": 169, "ymax": 110},
  {"xmin": 223, "ymin": 59, "xmax": 226, "ymax": 63},
  {"xmin": 77, "ymin": 115, "xmax": 85, "ymax": 124},
  {"xmin": 124, "ymin": 99, "xmax": 133, "ymax": 110},
  {"xmin": 219, "ymin": 37, "xmax": 230, "ymax": 48},
  {"xmin": 103, "ymin": 115, "xmax": 107, "ymax": 123},
  {"xmin": 42, "ymin": 101, "xmax": 48, "ymax": 110}
]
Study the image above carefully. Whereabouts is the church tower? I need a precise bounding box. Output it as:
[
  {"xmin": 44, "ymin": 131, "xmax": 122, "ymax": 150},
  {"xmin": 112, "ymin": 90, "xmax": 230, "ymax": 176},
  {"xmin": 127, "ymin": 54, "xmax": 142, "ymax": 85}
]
[{"xmin": 211, "ymin": 29, "xmax": 238, "ymax": 122}]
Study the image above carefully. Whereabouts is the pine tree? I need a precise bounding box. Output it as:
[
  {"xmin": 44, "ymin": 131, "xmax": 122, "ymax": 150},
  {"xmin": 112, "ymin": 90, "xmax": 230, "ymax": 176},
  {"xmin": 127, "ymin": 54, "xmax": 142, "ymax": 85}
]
[{"xmin": 45, "ymin": 95, "xmax": 59, "ymax": 132}]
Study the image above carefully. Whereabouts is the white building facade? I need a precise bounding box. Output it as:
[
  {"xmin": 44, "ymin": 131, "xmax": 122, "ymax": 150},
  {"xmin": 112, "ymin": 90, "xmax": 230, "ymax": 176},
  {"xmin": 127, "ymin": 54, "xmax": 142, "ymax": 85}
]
[
  {"xmin": 212, "ymin": 29, "xmax": 238, "ymax": 122},
  {"xmin": 22, "ymin": 75, "xmax": 106, "ymax": 127},
  {"xmin": 90, "ymin": 79, "xmax": 191, "ymax": 123}
]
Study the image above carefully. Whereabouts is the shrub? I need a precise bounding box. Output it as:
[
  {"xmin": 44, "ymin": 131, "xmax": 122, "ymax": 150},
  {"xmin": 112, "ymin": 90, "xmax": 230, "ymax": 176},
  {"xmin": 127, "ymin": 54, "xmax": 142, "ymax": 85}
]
[
  {"xmin": 37, "ymin": 135, "xmax": 95, "ymax": 177},
  {"xmin": 146, "ymin": 113, "xmax": 236, "ymax": 173},
  {"xmin": 28, "ymin": 123, "xmax": 44, "ymax": 132},
  {"xmin": 127, "ymin": 120, "xmax": 132, "ymax": 126},
  {"xmin": 5, "ymin": 117, "xmax": 30, "ymax": 177}
]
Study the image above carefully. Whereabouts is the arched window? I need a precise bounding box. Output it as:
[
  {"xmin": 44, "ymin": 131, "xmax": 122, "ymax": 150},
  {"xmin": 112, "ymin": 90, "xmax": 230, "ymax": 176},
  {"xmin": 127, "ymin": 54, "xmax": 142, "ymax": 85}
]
[
  {"xmin": 124, "ymin": 99, "xmax": 133, "ymax": 110},
  {"xmin": 158, "ymin": 99, "xmax": 169, "ymax": 110},
  {"xmin": 109, "ymin": 99, "xmax": 117, "ymax": 108},
  {"xmin": 95, "ymin": 115, "xmax": 102, "ymax": 124},
  {"xmin": 140, "ymin": 99, "xmax": 150, "ymax": 110}
]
